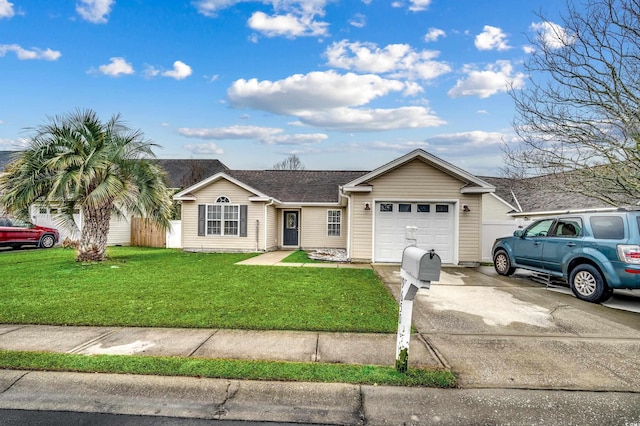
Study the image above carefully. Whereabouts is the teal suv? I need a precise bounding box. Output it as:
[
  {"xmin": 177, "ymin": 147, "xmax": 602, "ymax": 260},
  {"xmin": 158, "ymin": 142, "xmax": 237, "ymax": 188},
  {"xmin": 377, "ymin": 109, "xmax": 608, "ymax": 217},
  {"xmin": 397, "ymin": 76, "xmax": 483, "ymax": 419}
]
[{"xmin": 492, "ymin": 210, "xmax": 640, "ymax": 303}]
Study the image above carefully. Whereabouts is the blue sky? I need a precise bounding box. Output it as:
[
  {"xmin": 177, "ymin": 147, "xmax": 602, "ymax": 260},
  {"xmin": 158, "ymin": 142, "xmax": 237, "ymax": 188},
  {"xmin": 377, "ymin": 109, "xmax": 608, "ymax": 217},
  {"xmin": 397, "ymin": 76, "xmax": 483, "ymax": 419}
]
[{"xmin": 0, "ymin": 0, "xmax": 564, "ymax": 176}]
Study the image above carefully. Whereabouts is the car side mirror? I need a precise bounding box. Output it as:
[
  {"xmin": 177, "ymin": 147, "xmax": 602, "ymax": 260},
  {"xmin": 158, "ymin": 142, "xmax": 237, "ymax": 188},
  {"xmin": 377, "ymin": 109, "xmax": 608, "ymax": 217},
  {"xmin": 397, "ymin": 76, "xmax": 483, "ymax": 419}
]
[{"xmin": 514, "ymin": 229, "xmax": 524, "ymax": 238}]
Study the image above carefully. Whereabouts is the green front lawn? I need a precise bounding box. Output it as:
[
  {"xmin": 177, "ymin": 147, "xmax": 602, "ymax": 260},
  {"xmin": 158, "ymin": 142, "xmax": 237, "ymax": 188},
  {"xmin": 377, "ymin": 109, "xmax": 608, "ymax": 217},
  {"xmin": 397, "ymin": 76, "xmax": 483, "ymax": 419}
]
[{"xmin": 0, "ymin": 247, "xmax": 398, "ymax": 333}]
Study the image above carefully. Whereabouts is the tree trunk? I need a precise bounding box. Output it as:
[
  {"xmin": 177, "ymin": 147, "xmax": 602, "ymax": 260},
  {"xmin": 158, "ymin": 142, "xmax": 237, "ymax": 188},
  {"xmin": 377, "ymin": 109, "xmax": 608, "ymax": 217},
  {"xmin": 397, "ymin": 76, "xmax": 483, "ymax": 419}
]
[{"xmin": 77, "ymin": 203, "xmax": 112, "ymax": 262}]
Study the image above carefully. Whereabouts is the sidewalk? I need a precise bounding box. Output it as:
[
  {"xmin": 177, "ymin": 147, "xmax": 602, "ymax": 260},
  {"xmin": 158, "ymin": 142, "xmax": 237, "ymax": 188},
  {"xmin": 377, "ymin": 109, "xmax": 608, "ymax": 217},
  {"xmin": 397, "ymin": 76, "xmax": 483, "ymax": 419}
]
[
  {"xmin": 0, "ymin": 324, "xmax": 439, "ymax": 368},
  {"xmin": 235, "ymin": 250, "xmax": 372, "ymax": 268}
]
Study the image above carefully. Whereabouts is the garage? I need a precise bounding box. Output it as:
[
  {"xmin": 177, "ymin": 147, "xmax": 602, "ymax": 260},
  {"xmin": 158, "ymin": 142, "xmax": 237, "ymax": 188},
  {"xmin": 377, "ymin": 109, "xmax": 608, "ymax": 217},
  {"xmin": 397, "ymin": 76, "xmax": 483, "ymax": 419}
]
[{"xmin": 374, "ymin": 201, "xmax": 455, "ymax": 263}]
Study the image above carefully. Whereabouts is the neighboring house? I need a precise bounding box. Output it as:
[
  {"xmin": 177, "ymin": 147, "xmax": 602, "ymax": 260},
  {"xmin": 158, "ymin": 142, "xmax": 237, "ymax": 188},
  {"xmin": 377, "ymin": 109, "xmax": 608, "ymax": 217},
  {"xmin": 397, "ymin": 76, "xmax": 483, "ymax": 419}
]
[
  {"xmin": 1, "ymin": 152, "xmax": 230, "ymax": 245},
  {"xmin": 481, "ymin": 175, "xmax": 615, "ymax": 219},
  {"xmin": 174, "ymin": 149, "xmax": 496, "ymax": 264},
  {"xmin": 479, "ymin": 175, "xmax": 616, "ymax": 261}
]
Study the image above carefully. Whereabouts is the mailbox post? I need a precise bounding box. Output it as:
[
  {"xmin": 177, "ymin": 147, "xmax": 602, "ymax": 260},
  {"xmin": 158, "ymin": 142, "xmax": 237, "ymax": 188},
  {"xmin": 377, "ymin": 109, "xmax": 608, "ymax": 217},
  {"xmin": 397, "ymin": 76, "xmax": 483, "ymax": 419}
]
[{"xmin": 396, "ymin": 246, "xmax": 441, "ymax": 373}]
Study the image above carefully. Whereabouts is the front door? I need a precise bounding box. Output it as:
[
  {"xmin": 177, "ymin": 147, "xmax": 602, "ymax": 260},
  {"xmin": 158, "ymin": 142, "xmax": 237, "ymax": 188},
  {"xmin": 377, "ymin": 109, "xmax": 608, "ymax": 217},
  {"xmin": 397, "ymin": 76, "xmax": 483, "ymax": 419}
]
[{"xmin": 283, "ymin": 211, "xmax": 299, "ymax": 246}]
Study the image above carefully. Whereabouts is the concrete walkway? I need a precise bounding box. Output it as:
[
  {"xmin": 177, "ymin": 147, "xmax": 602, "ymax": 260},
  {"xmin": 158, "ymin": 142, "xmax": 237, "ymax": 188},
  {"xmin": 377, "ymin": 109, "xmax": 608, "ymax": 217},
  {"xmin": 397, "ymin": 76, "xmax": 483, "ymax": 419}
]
[
  {"xmin": 0, "ymin": 325, "xmax": 438, "ymax": 368},
  {"xmin": 235, "ymin": 250, "xmax": 372, "ymax": 268}
]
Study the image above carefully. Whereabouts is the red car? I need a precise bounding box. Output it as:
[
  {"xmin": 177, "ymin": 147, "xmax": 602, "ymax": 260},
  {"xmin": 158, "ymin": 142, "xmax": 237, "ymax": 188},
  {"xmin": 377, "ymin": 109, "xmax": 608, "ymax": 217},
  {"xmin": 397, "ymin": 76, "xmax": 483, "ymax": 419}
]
[{"xmin": 0, "ymin": 216, "xmax": 59, "ymax": 249}]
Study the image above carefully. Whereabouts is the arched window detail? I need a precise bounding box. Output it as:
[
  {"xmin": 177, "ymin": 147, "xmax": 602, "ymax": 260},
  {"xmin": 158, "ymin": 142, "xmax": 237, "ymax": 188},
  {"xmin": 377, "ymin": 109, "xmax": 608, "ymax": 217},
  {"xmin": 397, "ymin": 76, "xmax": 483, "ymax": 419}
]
[{"xmin": 216, "ymin": 196, "xmax": 230, "ymax": 203}]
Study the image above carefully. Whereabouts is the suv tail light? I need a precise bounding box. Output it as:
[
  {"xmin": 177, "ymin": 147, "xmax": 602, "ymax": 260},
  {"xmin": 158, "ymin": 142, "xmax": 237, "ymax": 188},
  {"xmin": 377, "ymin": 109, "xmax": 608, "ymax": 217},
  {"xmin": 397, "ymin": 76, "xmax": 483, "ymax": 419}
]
[{"xmin": 617, "ymin": 245, "xmax": 640, "ymax": 264}]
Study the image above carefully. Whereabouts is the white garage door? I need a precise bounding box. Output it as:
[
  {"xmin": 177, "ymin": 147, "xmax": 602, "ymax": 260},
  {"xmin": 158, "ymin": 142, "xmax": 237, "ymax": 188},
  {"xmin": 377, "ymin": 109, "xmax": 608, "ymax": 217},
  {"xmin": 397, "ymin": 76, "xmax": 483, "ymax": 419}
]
[{"xmin": 374, "ymin": 202, "xmax": 455, "ymax": 263}]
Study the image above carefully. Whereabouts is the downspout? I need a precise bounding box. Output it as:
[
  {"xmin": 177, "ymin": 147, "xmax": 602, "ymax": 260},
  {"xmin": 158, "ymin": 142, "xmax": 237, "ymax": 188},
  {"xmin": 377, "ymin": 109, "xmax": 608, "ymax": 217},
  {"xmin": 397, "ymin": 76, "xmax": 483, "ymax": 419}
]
[
  {"xmin": 264, "ymin": 198, "xmax": 275, "ymax": 252},
  {"xmin": 339, "ymin": 186, "xmax": 351, "ymax": 260}
]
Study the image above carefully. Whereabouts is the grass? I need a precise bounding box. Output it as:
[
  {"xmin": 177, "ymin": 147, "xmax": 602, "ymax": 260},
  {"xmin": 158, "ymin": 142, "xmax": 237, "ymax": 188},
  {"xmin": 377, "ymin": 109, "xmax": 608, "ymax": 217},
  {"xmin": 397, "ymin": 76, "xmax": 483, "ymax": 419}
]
[
  {"xmin": 0, "ymin": 247, "xmax": 398, "ymax": 333},
  {"xmin": 280, "ymin": 250, "xmax": 324, "ymax": 263},
  {"xmin": 0, "ymin": 247, "xmax": 458, "ymax": 387},
  {"xmin": 0, "ymin": 350, "xmax": 456, "ymax": 388}
]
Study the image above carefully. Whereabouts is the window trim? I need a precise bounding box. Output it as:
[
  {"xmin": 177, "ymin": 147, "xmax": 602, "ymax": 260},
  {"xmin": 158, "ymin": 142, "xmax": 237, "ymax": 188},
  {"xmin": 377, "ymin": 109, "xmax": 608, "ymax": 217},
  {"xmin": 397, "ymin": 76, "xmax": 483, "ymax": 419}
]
[
  {"xmin": 327, "ymin": 209, "xmax": 341, "ymax": 237},
  {"xmin": 206, "ymin": 203, "xmax": 240, "ymax": 237}
]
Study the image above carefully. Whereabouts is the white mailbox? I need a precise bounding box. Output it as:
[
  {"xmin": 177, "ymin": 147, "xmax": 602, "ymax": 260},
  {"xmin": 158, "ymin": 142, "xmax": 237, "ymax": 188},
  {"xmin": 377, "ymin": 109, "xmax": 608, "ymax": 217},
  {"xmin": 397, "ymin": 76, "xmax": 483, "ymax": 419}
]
[
  {"xmin": 401, "ymin": 246, "xmax": 441, "ymax": 285},
  {"xmin": 396, "ymin": 246, "xmax": 441, "ymax": 373}
]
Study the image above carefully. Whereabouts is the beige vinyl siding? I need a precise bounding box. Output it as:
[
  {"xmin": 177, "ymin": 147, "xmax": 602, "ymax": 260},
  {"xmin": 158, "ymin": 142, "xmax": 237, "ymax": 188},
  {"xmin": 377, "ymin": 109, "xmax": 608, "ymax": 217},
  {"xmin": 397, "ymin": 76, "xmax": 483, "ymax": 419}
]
[
  {"xmin": 181, "ymin": 179, "xmax": 263, "ymax": 252},
  {"xmin": 300, "ymin": 206, "xmax": 347, "ymax": 249},
  {"xmin": 349, "ymin": 158, "xmax": 483, "ymax": 263},
  {"xmin": 265, "ymin": 203, "xmax": 278, "ymax": 251},
  {"xmin": 482, "ymin": 193, "xmax": 514, "ymax": 220},
  {"xmin": 350, "ymin": 193, "xmax": 374, "ymax": 261}
]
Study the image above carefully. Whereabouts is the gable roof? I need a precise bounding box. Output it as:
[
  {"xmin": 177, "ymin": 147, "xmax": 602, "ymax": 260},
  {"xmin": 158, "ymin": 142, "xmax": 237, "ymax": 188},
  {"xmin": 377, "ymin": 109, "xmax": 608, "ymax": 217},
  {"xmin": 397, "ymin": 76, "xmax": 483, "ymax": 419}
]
[
  {"xmin": 343, "ymin": 149, "xmax": 495, "ymax": 194},
  {"xmin": 480, "ymin": 175, "xmax": 611, "ymax": 215},
  {"xmin": 155, "ymin": 159, "xmax": 229, "ymax": 189},
  {"xmin": 227, "ymin": 170, "xmax": 368, "ymax": 203},
  {"xmin": 174, "ymin": 170, "xmax": 368, "ymax": 203}
]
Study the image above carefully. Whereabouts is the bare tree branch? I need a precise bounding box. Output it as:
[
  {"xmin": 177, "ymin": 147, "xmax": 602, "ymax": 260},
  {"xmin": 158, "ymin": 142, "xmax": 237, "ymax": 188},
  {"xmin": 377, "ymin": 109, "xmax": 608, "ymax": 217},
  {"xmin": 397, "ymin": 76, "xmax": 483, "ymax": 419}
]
[{"xmin": 506, "ymin": 0, "xmax": 640, "ymax": 206}]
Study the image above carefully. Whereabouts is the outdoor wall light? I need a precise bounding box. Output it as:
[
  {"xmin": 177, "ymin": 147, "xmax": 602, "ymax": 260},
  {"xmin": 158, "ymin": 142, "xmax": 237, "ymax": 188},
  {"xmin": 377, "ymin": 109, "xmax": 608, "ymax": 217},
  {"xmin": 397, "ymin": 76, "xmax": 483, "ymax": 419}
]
[{"xmin": 462, "ymin": 204, "xmax": 471, "ymax": 212}]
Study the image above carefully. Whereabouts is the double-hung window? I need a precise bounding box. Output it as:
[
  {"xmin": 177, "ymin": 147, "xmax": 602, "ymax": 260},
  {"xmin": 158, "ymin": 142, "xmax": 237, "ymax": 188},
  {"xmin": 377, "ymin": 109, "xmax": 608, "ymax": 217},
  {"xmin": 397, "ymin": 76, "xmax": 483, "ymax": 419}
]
[
  {"xmin": 206, "ymin": 197, "xmax": 239, "ymax": 236},
  {"xmin": 328, "ymin": 210, "xmax": 341, "ymax": 237}
]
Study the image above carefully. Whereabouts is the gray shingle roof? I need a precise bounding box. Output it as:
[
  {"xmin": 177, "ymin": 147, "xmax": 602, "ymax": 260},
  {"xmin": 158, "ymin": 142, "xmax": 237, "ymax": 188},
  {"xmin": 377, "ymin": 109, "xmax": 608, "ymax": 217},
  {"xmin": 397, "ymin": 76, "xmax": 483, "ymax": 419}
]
[
  {"xmin": 481, "ymin": 175, "xmax": 609, "ymax": 213},
  {"xmin": 0, "ymin": 151, "xmax": 19, "ymax": 172},
  {"xmin": 155, "ymin": 159, "xmax": 229, "ymax": 189},
  {"xmin": 226, "ymin": 170, "xmax": 369, "ymax": 203}
]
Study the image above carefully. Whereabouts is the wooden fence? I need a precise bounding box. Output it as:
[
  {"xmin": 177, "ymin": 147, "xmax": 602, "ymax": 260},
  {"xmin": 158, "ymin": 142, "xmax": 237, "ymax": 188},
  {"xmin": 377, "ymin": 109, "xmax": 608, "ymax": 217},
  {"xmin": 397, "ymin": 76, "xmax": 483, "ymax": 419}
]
[{"xmin": 130, "ymin": 217, "xmax": 166, "ymax": 248}]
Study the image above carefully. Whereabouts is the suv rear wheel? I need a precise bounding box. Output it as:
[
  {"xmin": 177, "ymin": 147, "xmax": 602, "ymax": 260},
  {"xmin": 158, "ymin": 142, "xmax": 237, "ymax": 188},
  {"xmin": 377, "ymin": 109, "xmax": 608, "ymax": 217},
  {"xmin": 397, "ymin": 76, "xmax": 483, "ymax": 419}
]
[
  {"xmin": 569, "ymin": 264, "xmax": 611, "ymax": 303},
  {"xmin": 494, "ymin": 250, "xmax": 515, "ymax": 276}
]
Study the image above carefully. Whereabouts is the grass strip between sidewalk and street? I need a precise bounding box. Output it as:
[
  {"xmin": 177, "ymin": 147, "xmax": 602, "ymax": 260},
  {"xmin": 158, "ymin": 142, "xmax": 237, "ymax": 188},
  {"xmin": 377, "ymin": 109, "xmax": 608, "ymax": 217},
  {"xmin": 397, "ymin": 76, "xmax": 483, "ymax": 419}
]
[{"xmin": 0, "ymin": 350, "xmax": 457, "ymax": 388}]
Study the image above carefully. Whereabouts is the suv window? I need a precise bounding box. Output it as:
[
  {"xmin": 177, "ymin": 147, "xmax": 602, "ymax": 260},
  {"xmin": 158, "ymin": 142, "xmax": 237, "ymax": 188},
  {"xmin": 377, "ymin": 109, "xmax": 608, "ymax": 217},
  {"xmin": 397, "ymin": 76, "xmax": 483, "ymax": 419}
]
[
  {"xmin": 524, "ymin": 219, "xmax": 554, "ymax": 237},
  {"xmin": 551, "ymin": 218, "xmax": 582, "ymax": 237},
  {"xmin": 590, "ymin": 216, "xmax": 624, "ymax": 240}
]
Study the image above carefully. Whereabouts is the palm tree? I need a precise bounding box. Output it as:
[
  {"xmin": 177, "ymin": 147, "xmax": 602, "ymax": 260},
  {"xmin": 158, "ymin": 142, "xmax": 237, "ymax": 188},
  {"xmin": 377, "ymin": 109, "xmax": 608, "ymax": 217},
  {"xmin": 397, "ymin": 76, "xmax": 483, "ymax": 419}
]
[{"xmin": 0, "ymin": 109, "xmax": 173, "ymax": 261}]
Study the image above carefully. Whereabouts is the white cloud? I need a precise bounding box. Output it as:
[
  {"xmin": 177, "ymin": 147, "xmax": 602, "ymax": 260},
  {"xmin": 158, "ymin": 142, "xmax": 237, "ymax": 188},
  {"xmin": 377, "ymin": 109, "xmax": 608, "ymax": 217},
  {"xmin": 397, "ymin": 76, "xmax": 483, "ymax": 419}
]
[
  {"xmin": 227, "ymin": 70, "xmax": 446, "ymax": 132},
  {"xmin": 325, "ymin": 40, "xmax": 450, "ymax": 81},
  {"xmin": 183, "ymin": 142, "xmax": 224, "ymax": 155},
  {"xmin": 530, "ymin": 21, "xmax": 573, "ymax": 49},
  {"xmin": 424, "ymin": 27, "xmax": 445, "ymax": 42},
  {"xmin": 0, "ymin": 44, "xmax": 61, "ymax": 60},
  {"xmin": 162, "ymin": 61, "xmax": 192, "ymax": 80},
  {"xmin": 261, "ymin": 133, "xmax": 328, "ymax": 145},
  {"xmin": 447, "ymin": 60, "xmax": 525, "ymax": 98},
  {"xmin": 522, "ymin": 45, "xmax": 535, "ymax": 54},
  {"xmin": 0, "ymin": 0, "xmax": 14, "ymax": 19},
  {"xmin": 425, "ymin": 130, "xmax": 511, "ymax": 147},
  {"xmin": 475, "ymin": 25, "xmax": 511, "ymax": 51},
  {"xmin": 248, "ymin": 11, "xmax": 328, "ymax": 38},
  {"xmin": 409, "ymin": 0, "xmax": 431, "ymax": 12},
  {"xmin": 295, "ymin": 106, "xmax": 446, "ymax": 132},
  {"xmin": 0, "ymin": 137, "xmax": 28, "ymax": 150},
  {"xmin": 349, "ymin": 13, "xmax": 366, "ymax": 28},
  {"xmin": 195, "ymin": 1, "xmax": 329, "ymax": 38},
  {"xmin": 178, "ymin": 125, "xmax": 326, "ymax": 146},
  {"xmin": 178, "ymin": 125, "xmax": 283, "ymax": 140},
  {"xmin": 95, "ymin": 57, "xmax": 134, "ymax": 77},
  {"xmin": 76, "ymin": 0, "xmax": 115, "ymax": 24},
  {"xmin": 228, "ymin": 70, "xmax": 405, "ymax": 114}
]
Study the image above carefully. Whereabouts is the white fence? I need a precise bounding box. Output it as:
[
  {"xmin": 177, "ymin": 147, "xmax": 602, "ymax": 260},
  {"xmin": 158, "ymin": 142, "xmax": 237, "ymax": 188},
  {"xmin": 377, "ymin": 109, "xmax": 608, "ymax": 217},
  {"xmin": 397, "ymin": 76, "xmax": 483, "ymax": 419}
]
[
  {"xmin": 166, "ymin": 220, "xmax": 182, "ymax": 248},
  {"xmin": 482, "ymin": 219, "xmax": 532, "ymax": 262}
]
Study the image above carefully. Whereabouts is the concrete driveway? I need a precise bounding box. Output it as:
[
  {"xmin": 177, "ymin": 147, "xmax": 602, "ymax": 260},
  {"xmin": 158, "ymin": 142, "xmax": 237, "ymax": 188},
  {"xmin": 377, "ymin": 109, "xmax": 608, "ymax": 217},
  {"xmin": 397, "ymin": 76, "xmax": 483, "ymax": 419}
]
[{"xmin": 374, "ymin": 265, "xmax": 640, "ymax": 392}]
